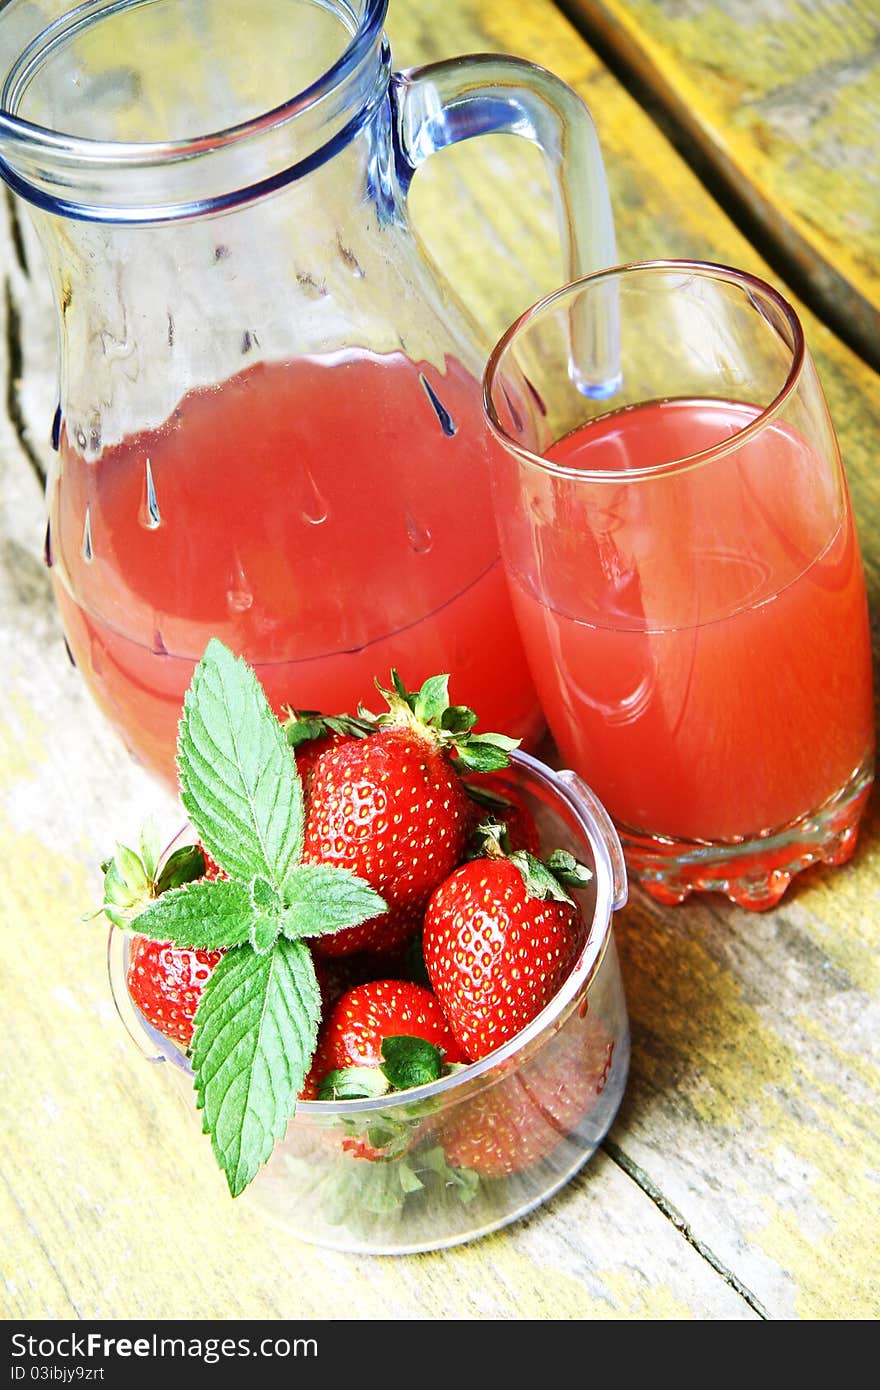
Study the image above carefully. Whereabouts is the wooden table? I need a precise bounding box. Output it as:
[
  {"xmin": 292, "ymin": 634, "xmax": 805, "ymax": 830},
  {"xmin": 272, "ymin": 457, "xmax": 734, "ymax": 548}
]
[{"xmin": 1, "ymin": 0, "xmax": 877, "ymax": 1322}]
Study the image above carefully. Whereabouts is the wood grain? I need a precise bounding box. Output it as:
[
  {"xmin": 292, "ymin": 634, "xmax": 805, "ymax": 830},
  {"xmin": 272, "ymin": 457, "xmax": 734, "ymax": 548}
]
[
  {"xmin": 557, "ymin": 0, "xmax": 880, "ymax": 369},
  {"xmin": 0, "ymin": 0, "xmax": 877, "ymax": 1321}
]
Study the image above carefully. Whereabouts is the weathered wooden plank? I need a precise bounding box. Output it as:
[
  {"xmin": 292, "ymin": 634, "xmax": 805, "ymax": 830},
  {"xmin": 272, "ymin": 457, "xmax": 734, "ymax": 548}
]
[
  {"xmin": 0, "ymin": 0, "xmax": 877, "ymax": 1322},
  {"xmin": 557, "ymin": 0, "xmax": 880, "ymax": 369}
]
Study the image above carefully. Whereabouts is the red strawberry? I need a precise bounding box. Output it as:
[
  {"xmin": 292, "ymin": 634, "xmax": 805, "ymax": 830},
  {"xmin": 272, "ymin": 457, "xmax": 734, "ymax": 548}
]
[
  {"xmin": 127, "ymin": 937, "xmax": 223, "ymax": 1047},
  {"xmin": 281, "ymin": 709, "xmax": 375, "ymax": 805},
  {"xmin": 423, "ymin": 832, "xmax": 592, "ymax": 1060},
  {"xmin": 303, "ymin": 673, "xmax": 517, "ymax": 957},
  {"xmin": 439, "ymin": 1016, "xmax": 615, "ymax": 1177},
  {"xmin": 200, "ymin": 846, "xmax": 227, "ymax": 880},
  {"xmin": 301, "ymin": 980, "xmax": 467, "ymax": 1161},
  {"xmin": 97, "ymin": 835, "xmax": 226, "ymax": 1048},
  {"xmin": 302, "ymin": 978, "xmax": 467, "ymax": 1101}
]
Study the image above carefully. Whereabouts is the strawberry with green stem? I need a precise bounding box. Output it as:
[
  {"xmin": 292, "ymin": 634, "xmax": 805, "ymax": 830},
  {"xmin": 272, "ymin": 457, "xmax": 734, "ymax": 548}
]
[
  {"xmin": 302, "ymin": 978, "xmax": 467, "ymax": 1102},
  {"xmin": 104, "ymin": 639, "xmax": 389, "ymax": 1197},
  {"xmin": 423, "ymin": 821, "xmax": 593, "ymax": 1061},
  {"xmin": 95, "ymin": 827, "xmax": 219, "ymax": 1047},
  {"xmin": 302, "ymin": 672, "xmax": 519, "ymax": 958}
]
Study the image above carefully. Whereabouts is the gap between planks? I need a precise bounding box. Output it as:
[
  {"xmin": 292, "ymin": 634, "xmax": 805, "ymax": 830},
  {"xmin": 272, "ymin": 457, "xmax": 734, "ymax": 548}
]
[{"xmin": 602, "ymin": 1139, "xmax": 769, "ymax": 1319}]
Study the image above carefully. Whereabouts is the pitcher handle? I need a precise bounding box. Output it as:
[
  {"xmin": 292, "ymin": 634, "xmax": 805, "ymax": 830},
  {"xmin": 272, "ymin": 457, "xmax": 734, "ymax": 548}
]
[{"xmin": 390, "ymin": 55, "xmax": 619, "ymax": 393}]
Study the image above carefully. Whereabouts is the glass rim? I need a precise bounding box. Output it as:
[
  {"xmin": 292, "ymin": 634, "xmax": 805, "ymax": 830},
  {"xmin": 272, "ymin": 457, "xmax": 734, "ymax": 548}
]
[
  {"xmin": 0, "ymin": 0, "xmax": 389, "ymax": 162},
  {"xmin": 107, "ymin": 749, "xmax": 625, "ymax": 1117},
  {"xmin": 482, "ymin": 259, "xmax": 808, "ymax": 483}
]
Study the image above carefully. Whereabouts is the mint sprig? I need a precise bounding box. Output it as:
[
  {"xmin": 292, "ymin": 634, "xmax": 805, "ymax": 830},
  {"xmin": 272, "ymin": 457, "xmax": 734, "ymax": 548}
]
[
  {"xmin": 118, "ymin": 638, "xmax": 388, "ymax": 1197},
  {"xmin": 192, "ymin": 937, "xmax": 321, "ymax": 1197}
]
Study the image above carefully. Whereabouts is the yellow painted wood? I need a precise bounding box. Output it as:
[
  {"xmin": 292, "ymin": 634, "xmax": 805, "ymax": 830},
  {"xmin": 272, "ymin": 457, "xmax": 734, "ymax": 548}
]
[
  {"xmin": 559, "ymin": 0, "xmax": 880, "ymax": 363},
  {"xmin": 0, "ymin": 0, "xmax": 878, "ymax": 1322}
]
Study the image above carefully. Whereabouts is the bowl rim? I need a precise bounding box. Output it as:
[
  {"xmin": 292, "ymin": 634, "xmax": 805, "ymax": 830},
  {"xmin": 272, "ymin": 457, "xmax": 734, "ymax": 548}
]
[{"xmin": 107, "ymin": 747, "xmax": 626, "ymax": 1114}]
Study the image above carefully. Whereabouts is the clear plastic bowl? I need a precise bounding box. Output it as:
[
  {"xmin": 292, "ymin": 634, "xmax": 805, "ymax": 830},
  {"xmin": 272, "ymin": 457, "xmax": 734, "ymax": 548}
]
[{"xmin": 107, "ymin": 749, "xmax": 630, "ymax": 1254}]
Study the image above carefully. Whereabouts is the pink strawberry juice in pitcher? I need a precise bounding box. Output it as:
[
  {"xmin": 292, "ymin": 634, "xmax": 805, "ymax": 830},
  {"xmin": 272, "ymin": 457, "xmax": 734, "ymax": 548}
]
[{"xmin": 0, "ymin": 0, "xmax": 618, "ymax": 788}]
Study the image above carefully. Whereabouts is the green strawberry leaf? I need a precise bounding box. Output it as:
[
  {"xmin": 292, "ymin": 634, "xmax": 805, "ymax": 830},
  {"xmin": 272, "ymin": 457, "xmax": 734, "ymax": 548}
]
[
  {"xmin": 317, "ymin": 1066, "xmax": 391, "ymax": 1101},
  {"xmin": 192, "ymin": 935, "xmax": 320, "ymax": 1198},
  {"xmin": 380, "ymin": 1036, "xmax": 445, "ymax": 1090},
  {"xmin": 546, "ymin": 848, "xmax": 593, "ymax": 891},
  {"xmin": 440, "ymin": 704, "xmax": 478, "ymax": 735},
  {"xmin": 419, "ymin": 1146, "xmax": 481, "ymax": 1203},
  {"xmin": 155, "ymin": 843, "xmax": 206, "ymax": 894},
  {"xmin": 511, "ymin": 850, "xmax": 578, "ymax": 904},
  {"xmin": 112, "ymin": 842, "xmax": 150, "ymax": 897},
  {"xmin": 413, "ymin": 673, "xmax": 450, "ymax": 725},
  {"xmin": 138, "ymin": 820, "xmax": 162, "ymax": 882},
  {"xmin": 130, "ymin": 877, "xmax": 255, "ymax": 949},
  {"xmin": 453, "ymin": 738, "xmax": 515, "ymax": 772},
  {"xmin": 178, "ymin": 639, "xmax": 303, "ymax": 891},
  {"xmin": 279, "ymin": 862, "xmax": 386, "ymax": 940}
]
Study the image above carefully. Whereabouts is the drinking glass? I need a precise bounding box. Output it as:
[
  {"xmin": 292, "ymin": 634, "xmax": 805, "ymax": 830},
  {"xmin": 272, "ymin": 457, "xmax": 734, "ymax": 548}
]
[{"xmin": 483, "ymin": 261, "xmax": 875, "ymax": 910}]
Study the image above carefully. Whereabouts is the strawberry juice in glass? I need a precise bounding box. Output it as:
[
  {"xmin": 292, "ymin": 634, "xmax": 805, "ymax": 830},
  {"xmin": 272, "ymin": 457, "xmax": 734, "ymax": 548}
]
[{"xmin": 483, "ymin": 262, "xmax": 875, "ymax": 909}]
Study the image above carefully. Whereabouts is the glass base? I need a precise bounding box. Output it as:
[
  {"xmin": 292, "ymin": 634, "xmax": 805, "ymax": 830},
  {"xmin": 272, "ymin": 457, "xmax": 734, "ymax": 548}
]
[{"xmin": 620, "ymin": 755, "xmax": 874, "ymax": 911}]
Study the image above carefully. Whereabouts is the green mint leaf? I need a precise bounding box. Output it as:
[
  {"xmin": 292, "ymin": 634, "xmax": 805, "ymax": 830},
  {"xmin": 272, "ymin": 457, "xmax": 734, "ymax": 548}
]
[
  {"xmin": 250, "ymin": 873, "xmax": 283, "ymax": 917},
  {"xmin": 177, "ymin": 639, "xmax": 303, "ymax": 891},
  {"xmin": 155, "ymin": 843, "xmax": 206, "ymax": 894},
  {"xmin": 279, "ymin": 862, "xmax": 386, "ymax": 940},
  {"xmin": 413, "ymin": 673, "xmax": 450, "ymax": 725},
  {"xmin": 192, "ymin": 935, "xmax": 320, "ymax": 1197},
  {"xmin": 317, "ymin": 1067, "xmax": 390, "ymax": 1101},
  {"xmin": 380, "ymin": 1036, "xmax": 444, "ymax": 1091},
  {"xmin": 249, "ymin": 916, "xmax": 281, "ymax": 955},
  {"xmin": 131, "ymin": 877, "xmax": 255, "ymax": 949}
]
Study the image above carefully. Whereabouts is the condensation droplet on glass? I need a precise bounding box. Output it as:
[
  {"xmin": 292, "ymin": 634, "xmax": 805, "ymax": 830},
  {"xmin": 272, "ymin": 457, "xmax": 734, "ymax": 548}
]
[
  {"xmin": 227, "ymin": 553, "xmax": 253, "ymax": 612},
  {"xmin": 301, "ymin": 466, "xmax": 329, "ymax": 525},
  {"xmin": 406, "ymin": 511, "xmax": 433, "ymax": 554},
  {"xmin": 140, "ymin": 457, "xmax": 161, "ymax": 529},
  {"xmin": 418, "ymin": 373, "xmax": 457, "ymax": 437},
  {"xmin": 81, "ymin": 506, "xmax": 93, "ymax": 562}
]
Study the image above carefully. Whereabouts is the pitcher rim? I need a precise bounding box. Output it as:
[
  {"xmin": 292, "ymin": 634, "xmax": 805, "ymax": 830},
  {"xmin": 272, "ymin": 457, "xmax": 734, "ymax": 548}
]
[
  {"xmin": 483, "ymin": 259, "xmax": 809, "ymax": 484},
  {"xmin": 0, "ymin": 0, "xmax": 389, "ymax": 160}
]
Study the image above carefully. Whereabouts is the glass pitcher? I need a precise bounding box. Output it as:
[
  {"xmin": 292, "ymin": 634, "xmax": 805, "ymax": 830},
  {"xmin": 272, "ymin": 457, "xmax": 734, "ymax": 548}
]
[{"xmin": 0, "ymin": 0, "xmax": 616, "ymax": 788}]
